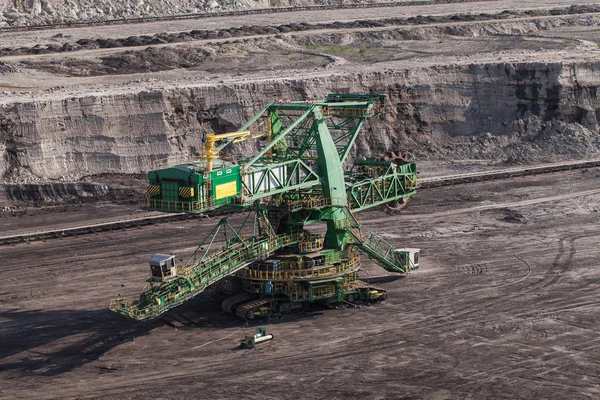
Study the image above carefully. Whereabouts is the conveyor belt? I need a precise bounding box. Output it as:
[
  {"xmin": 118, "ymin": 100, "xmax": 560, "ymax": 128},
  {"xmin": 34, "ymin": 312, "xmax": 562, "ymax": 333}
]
[
  {"xmin": 418, "ymin": 159, "xmax": 600, "ymax": 188},
  {"xmin": 0, "ymin": 212, "xmax": 187, "ymax": 245}
]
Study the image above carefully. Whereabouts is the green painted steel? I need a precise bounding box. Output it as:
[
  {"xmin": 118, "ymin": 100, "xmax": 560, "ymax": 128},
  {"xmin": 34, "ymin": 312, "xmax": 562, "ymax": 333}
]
[
  {"xmin": 349, "ymin": 230, "xmax": 415, "ymax": 274},
  {"xmin": 347, "ymin": 161, "xmax": 417, "ymax": 212},
  {"xmin": 111, "ymin": 211, "xmax": 304, "ymax": 320},
  {"xmin": 144, "ymin": 94, "xmax": 391, "ymax": 214},
  {"xmin": 313, "ymin": 107, "xmax": 350, "ymax": 248},
  {"xmin": 111, "ymin": 93, "xmax": 419, "ymax": 321}
]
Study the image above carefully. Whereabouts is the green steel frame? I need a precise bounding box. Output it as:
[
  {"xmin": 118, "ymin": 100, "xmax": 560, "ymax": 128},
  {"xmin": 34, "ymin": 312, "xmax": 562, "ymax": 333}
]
[
  {"xmin": 232, "ymin": 94, "xmax": 386, "ymax": 204},
  {"xmin": 110, "ymin": 94, "xmax": 419, "ymax": 320}
]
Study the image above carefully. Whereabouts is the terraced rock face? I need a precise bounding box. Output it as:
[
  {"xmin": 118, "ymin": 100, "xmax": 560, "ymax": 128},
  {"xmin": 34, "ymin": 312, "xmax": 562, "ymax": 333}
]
[
  {"xmin": 0, "ymin": 0, "xmax": 382, "ymax": 27},
  {"xmin": 2, "ymin": 2, "xmax": 600, "ymax": 207},
  {"xmin": 1, "ymin": 60, "xmax": 600, "ymax": 186},
  {"xmin": 0, "ymin": 0, "xmax": 246, "ymax": 26}
]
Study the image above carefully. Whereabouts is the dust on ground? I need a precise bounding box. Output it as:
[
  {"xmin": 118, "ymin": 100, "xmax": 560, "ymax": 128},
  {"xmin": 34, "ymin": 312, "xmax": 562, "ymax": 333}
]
[{"xmin": 1, "ymin": 168, "xmax": 600, "ymax": 399}]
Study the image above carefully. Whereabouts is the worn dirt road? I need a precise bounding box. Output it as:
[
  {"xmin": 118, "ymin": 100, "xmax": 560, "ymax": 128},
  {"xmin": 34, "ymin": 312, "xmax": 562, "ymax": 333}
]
[
  {"xmin": 2, "ymin": 0, "xmax": 598, "ymax": 48},
  {"xmin": 1, "ymin": 168, "xmax": 600, "ymax": 399}
]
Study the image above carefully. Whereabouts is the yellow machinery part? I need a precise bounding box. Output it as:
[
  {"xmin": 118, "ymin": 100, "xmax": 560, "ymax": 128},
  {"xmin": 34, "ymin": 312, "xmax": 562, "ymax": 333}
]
[
  {"xmin": 179, "ymin": 187, "xmax": 195, "ymax": 197},
  {"xmin": 215, "ymin": 181, "xmax": 237, "ymax": 199},
  {"xmin": 204, "ymin": 130, "xmax": 251, "ymax": 172},
  {"xmin": 147, "ymin": 185, "xmax": 161, "ymax": 195}
]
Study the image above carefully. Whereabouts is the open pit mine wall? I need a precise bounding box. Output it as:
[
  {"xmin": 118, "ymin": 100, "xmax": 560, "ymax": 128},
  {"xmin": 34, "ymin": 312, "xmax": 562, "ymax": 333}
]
[{"xmin": 2, "ymin": 61, "xmax": 600, "ymax": 187}]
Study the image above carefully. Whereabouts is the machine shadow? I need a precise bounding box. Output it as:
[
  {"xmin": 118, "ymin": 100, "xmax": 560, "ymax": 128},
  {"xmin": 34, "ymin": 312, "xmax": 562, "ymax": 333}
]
[
  {"xmin": 0, "ymin": 290, "xmax": 370, "ymax": 377},
  {"xmin": 361, "ymin": 275, "xmax": 405, "ymax": 285},
  {"xmin": 163, "ymin": 293, "xmax": 326, "ymax": 330},
  {"xmin": 0, "ymin": 307, "xmax": 160, "ymax": 377},
  {"xmin": 0, "ymin": 294, "xmax": 247, "ymax": 377}
]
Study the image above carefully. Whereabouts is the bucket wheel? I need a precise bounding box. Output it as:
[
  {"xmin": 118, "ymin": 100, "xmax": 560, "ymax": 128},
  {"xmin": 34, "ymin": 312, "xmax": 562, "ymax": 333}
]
[{"xmin": 385, "ymin": 196, "xmax": 411, "ymax": 214}]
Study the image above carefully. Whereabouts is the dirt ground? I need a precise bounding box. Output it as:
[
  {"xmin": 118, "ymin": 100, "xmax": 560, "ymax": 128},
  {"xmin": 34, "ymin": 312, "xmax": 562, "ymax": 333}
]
[
  {"xmin": 13, "ymin": 34, "xmax": 568, "ymax": 78},
  {"xmin": 2, "ymin": 0, "xmax": 600, "ymax": 397},
  {"xmin": 1, "ymin": 168, "xmax": 600, "ymax": 399}
]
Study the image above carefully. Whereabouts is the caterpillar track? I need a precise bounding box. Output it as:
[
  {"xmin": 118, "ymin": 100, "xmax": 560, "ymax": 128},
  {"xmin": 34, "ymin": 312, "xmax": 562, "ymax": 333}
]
[
  {"xmin": 351, "ymin": 280, "xmax": 388, "ymax": 302},
  {"xmin": 222, "ymin": 293, "xmax": 287, "ymax": 321},
  {"xmin": 220, "ymin": 280, "xmax": 387, "ymax": 321},
  {"xmin": 221, "ymin": 292, "xmax": 257, "ymax": 315},
  {"xmin": 234, "ymin": 297, "xmax": 285, "ymax": 321}
]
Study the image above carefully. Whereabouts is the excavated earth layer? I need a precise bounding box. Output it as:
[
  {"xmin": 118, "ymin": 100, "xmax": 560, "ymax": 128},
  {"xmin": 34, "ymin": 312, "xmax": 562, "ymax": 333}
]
[
  {"xmin": 1, "ymin": 2, "xmax": 600, "ymax": 210},
  {"xmin": 0, "ymin": 0, "xmax": 439, "ymax": 27},
  {"xmin": 2, "ymin": 4, "xmax": 600, "ymax": 57},
  {"xmin": 0, "ymin": 24, "xmax": 600, "ymax": 188}
]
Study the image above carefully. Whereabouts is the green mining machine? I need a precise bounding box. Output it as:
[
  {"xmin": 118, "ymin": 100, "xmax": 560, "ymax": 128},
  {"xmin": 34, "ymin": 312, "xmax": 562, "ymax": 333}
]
[{"xmin": 110, "ymin": 94, "xmax": 419, "ymax": 321}]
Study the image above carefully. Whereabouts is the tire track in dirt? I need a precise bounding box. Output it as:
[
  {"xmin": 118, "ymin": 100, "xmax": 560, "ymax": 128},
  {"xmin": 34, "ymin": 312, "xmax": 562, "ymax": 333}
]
[{"xmin": 521, "ymin": 231, "xmax": 595, "ymax": 292}]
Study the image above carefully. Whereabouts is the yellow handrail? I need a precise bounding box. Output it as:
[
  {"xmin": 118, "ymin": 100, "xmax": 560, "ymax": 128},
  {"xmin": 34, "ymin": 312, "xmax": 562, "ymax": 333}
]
[{"xmin": 236, "ymin": 254, "xmax": 360, "ymax": 281}]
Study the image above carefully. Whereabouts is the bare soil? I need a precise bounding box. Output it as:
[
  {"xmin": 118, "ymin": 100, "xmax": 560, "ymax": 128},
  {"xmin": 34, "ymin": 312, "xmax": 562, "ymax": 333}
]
[
  {"xmin": 1, "ymin": 1, "xmax": 600, "ymax": 397},
  {"xmin": 19, "ymin": 42, "xmax": 329, "ymax": 76},
  {"xmin": 4, "ymin": 4, "xmax": 596, "ymax": 58},
  {"xmin": 3, "ymin": 0, "xmax": 600, "ymax": 48},
  {"xmin": 1, "ymin": 168, "xmax": 600, "ymax": 399},
  {"xmin": 3, "ymin": 2, "xmax": 600, "ymax": 107},
  {"xmin": 17, "ymin": 34, "xmax": 568, "ymax": 78}
]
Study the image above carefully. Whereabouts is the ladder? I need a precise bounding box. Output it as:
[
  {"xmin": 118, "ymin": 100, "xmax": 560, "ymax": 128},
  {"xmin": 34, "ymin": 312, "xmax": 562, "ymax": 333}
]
[{"xmin": 348, "ymin": 230, "xmax": 411, "ymax": 274}]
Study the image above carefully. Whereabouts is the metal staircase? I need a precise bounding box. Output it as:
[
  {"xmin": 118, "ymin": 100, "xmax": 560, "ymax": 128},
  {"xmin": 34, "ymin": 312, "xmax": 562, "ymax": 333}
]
[{"xmin": 348, "ymin": 230, "xmax": 412, "ymax": 274}]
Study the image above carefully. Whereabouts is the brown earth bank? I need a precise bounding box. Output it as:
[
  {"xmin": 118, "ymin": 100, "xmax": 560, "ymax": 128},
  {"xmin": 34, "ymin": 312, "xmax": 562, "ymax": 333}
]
[
  {"xmin": 2, "ymin": 59, "xmax": 600, "ymax": 181},
  {"xmin": 0, "ymin": 0, "xmax": 490, "ymax": 27},
  {"xmin": 2, "ymin": 5, "xmax": 600, "ymax": 210},
  {"xmin": 1, "ymin": 2, "xmax": 600, "ymax": 213},
  {"xmin": 0, "ymin": 0, "xmax": 368, "ymax": 27},
  {"xmin": 2, "ymin": 4, "xmax": 598, "ymax": 57},
  {"xmin": 3, "ymin": 0, "xmax": 600, "ymax": 49},
  {"xmin": 1, "ymin": 1, "xmax": 600, "ymax": 398},
  {"xmin": 1, "ymin": 168, "xmax": 600, "ymax": 399}
]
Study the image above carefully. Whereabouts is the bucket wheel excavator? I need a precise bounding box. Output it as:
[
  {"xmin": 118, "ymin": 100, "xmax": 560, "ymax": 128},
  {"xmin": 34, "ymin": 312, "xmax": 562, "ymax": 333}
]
[{"xmin": 110, "ymin": 94, "xmax": 419, "ymax": 321}]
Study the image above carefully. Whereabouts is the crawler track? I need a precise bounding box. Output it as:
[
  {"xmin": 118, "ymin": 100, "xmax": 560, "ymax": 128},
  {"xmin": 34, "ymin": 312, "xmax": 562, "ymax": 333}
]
[
  {"xmin": 418, "ymin": 158, "xmax": 600, "ymax": 188},
  {"xmin": 2, "ymin": 158, "xmax": 599, "ymax": 245},
  {"xmin": 0, "ymin": 0, "xmax": 499, "ymax": 33},
  {"xmin": 234, "ymin": 297, "xmax": 278, "ymax": 320}
]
